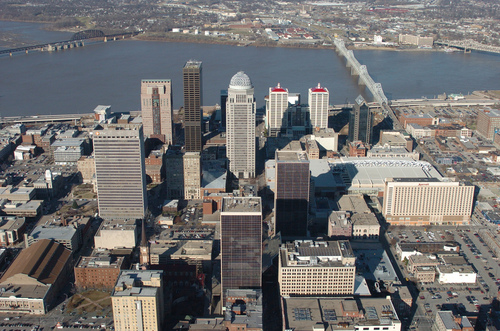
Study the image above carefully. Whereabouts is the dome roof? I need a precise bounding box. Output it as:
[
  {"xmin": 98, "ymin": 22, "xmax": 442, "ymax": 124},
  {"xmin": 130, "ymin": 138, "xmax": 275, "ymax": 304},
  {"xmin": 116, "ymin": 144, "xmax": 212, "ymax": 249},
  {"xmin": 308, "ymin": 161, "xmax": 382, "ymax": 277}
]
[{"xmin": 229, "ymin": 71, "xmax": 252, "ymax": 89}]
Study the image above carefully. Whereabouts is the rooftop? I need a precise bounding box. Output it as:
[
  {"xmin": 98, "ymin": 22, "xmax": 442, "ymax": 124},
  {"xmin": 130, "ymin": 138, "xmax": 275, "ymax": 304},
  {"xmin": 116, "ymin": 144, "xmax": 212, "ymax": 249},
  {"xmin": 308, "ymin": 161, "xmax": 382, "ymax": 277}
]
[
  {"xmin": 276, "ymin": 150, "xmax": 308, "ymax": 162},
  {"xmin": 281, "ymin": 240, "xmax": 355, "ymax": 268},
  {"xmin": 437, "ymin": 264, "xmax": 475, "ymax": 274},
  {"xmin": 283, "ymin": 297, "xmax": 400, "ymax": 330},
  {"xmin": 337, "ymin": 195, "xmax": 371, "ymax": 214},
  {"xmin": 29, "ymin": 225, "xmax": 77, "ymax": 242},
  {"xmin": 98, "ymin": 219, "xmax": 137, "ymax": 233},
  {"xmin": 221, "ymin": 197, "xmax": 261, "ymax": 214},
  {"xmin": 76, "ymin": 255, "xmax": 124, "ymax": 269}
]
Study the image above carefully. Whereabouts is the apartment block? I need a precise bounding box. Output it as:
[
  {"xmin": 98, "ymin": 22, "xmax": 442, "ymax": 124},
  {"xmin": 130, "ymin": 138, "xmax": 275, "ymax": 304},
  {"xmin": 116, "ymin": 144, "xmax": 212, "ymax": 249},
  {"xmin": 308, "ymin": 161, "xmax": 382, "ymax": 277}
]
[
  {"xmin": 75, "ymin": 255, "xmax": 125, "ymax": 290},
  {"xmin": 112, "ymin": 270, "xmax": 164, "ymax": 331},
  {"xmin": 183, "ymin": 152, "xmax": 201, "ymax": 200},
  {"xmin": 476, "ymin": 108, "xmax": 500, "ymax": 141}
]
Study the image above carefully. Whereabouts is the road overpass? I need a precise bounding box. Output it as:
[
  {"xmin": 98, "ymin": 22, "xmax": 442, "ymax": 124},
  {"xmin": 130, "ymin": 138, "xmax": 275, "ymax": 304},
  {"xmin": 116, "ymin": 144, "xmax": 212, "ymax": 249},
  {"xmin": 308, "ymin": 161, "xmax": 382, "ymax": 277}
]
[
  {"xmin": 435, "ymin": 40, "xmax": 500, "ymax": 55},
  {"xmin": 0, "ymin": 113, "xmax": 93, "ymax": 124}
]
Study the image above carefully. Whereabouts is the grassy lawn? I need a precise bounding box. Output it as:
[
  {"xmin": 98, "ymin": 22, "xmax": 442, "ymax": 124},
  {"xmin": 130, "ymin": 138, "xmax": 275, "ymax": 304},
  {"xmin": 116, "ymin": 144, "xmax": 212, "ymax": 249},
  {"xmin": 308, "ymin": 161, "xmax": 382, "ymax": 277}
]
[{"xmin": 66, "ymin": 290, "xmax": 112, "ymax": 314}]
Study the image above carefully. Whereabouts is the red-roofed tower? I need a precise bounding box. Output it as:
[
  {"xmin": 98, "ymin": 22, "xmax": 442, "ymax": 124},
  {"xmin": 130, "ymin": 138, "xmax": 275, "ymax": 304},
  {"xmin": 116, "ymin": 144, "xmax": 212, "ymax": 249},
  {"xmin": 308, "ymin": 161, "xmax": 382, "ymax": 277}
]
[
  {"xmin": 308, "ymin": 83, "xmax": 329, "ymax": 130},
  {"xmin": 265, "ymin": 83, "xmax": 289, "ymax": 137}
]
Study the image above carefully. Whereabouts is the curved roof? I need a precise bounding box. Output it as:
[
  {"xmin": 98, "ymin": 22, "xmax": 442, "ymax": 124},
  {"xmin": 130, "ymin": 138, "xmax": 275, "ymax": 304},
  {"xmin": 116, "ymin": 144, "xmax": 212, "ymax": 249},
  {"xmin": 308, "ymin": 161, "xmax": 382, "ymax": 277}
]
[
  {"xmin": 271, "ymin": 83, "xmax": 287, "ymax": 93},
  {"xmin": 229, "ymin": 71, "xmax": 252, "ymax": 89},
  {"xmin": 311, "ymin": 83, "xmax": 328, "ymax": 93}
]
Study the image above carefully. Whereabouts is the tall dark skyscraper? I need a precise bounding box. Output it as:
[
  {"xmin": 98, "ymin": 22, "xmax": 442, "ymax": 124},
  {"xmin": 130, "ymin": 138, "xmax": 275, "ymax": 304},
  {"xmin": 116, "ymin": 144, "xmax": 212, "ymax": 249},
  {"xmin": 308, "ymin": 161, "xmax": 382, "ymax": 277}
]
[
  {"xmin": 220, "ymin": 197, "xmax": 262, "ymax": 298},
  {"xmin": 220, "ymin": 89, "xmax": 228, "ymax": 131},
  {"xmin": 275, "ymin": 150, "xmax": 310, "ymax": 237},
  {"xmin": 183, "ymin": 60, "xmax": 203, "ymax": 152},
  {"xmin": 348, "ymin": 95, "xmax": 372, "ymax": 145}
]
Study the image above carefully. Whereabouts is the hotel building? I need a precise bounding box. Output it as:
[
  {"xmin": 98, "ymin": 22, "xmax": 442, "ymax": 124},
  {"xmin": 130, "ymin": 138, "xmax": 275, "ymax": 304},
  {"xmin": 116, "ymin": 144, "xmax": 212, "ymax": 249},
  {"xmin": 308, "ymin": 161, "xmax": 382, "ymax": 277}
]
[{"xmin": 383, "ymin": 178, "xmax": 474, "ymax": 225}]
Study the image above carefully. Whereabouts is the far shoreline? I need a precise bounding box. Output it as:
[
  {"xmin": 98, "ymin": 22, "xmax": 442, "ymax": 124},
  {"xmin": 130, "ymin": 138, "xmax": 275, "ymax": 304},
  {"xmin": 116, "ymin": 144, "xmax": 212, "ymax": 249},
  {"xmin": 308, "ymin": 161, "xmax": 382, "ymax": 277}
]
[{"xmin": 0, "ymin": 18, "xmax": 458, "ymax": 54}]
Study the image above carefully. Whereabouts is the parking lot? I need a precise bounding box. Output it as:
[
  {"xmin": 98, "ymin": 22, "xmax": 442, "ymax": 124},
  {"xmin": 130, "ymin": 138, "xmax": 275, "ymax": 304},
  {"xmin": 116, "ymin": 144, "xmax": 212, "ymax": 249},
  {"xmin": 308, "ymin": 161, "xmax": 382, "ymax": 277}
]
[{"xmin": 387, "ymin": 224, "xmax": 498, "ymax": 328}]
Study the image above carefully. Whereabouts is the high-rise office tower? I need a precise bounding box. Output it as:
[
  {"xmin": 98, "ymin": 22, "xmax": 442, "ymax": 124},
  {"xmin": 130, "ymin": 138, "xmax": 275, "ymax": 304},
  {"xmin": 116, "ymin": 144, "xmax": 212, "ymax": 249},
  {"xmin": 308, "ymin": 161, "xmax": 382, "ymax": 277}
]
[
  {"xmin": 348, "ymin": 95, "xmax": 372, "ymax": 145},
  {"xmin": 275, "ymin": 150, "xmax": 310, "ymax": 237},
  {"xmin": 265, "ymin": 83, "xmax": 289, "ymax": 137},
  {"xmin": 220, "ymin": 89, "xmax": 228, "ymax": 131},
  {"xmin": 183, "ymin": 60, "xmax": 203, "ymax": 152},
  {"xmin": 93, "ymin": 124, "xmax": 147, "ymax": 219},
  {"xmin": 308, "ymin": 83, "xmax": 329, "ymax": 130},
  {"xmin": 165, "ymin": 148, "xmax": 184, "ymax": 199},
  {"xmin": 220, "ymin": 197, "xmax": 262, "ymax": 299},
  {"xmin": 226, "ymin": 71, "xmax": 256, "ymax": 179},
  {"xmin": 140, "ymin": 79, "xmax": 173, "ymax": 144},
  {"xmin": 183, "ymin": 152, "xmax": 201, "ymax": 200}
]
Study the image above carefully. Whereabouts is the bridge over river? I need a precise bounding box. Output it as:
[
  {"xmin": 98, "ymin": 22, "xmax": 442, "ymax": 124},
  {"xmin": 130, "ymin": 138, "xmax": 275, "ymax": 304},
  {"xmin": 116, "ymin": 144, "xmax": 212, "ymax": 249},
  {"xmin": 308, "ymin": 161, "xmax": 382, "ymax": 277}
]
[
  {"xmin": 0, "ymin": 30, "xmax": 141, "ymax": 57},
  {"xmin": 333, "ymin": 38, "xmax": 404, "ymax": 131}
]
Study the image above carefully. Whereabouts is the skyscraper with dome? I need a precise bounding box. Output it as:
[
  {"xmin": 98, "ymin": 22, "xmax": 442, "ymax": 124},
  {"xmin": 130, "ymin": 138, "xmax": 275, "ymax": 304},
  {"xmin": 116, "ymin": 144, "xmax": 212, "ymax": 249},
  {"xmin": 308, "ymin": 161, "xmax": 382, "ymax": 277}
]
[{"xmin": 226, "ymin": 71, "xmax": 256, "ymax": 179}]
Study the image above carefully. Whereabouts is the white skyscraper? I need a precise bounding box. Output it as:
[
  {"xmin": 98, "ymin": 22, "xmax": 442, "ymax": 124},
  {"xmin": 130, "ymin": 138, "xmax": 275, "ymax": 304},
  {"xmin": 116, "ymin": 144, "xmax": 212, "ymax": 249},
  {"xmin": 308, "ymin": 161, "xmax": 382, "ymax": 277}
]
[
  {"xmin": 265, "ymin": 83, "xmax": 289, "ymax": 137},
  {"xmin": 93, "ymin": 124, "xmax": 148, "ymax": 220},
  {"xmin": 308, "ymin": 83, "xmax": 329, "ymax": 130},
  {"xmin": 226, "ymin": 71, "xmax": 256, "ymax": 178}
]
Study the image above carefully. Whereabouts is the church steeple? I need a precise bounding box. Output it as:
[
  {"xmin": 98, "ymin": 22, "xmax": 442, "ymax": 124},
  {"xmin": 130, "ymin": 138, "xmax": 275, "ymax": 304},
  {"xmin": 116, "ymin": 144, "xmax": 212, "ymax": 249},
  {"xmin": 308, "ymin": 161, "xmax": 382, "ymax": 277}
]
[{"xmin": 139, "ymin": 219, "xmax": 150, "ymax": 266}]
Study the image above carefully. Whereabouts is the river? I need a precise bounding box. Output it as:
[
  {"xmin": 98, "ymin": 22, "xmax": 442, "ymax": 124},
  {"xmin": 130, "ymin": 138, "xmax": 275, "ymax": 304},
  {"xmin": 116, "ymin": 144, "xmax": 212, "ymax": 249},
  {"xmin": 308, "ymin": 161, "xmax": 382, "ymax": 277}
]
[{"xmin": 0, "ymin": 21, "xmax": 499, "ymax": 117}]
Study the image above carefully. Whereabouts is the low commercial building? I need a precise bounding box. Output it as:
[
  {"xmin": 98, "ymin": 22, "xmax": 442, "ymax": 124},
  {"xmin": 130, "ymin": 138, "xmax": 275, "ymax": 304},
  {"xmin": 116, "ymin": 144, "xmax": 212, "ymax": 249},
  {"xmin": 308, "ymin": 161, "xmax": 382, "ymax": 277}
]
[
  {"xmin": 0, "ymin": 200, "xmax": 42, "ymax": 217},
  {"xmin": 0, "ymin": 239, "xmax": 72, "ymax": 314},
  {"xmin": 328, "ymin": 211, "xmax": 352, "ymax": 238},
  {"xmin": 278, "ymin": 240, "xmax": 356, "ymax": 297},
  {"xmin": 94, "ymin": 219, "xmax": 138, "ymax": 250},
  {"xmin": 414, "ymin": 266, "xmax": 436, "ymax": 283},
  {"xmin": 150, "ymin": 240, "xmax": 212, "ymax": 266},
  {"xmin": 52, "ymin": 138, "xmax": 86, "ymax": 165},
  {"xmin": 337, "ymin": 195, "xmax": 380, "ymax": 239},
  {"xmin": 0, "ymin": 186, "xmax": 36, "ymax": 202},
  {"xmin": 25, "ymin": 224, "xmax": 80, "ymax": 252},
  {"xmin": 282, "ymin": 296, "xmax": 401, "ymax": 331},
  {"xmin": 436, "ymin": 265, "xmax": 476, "ymax": 284},
  {"xmin": 407, "ymin": 255, "xmax": 439, "ymax": 274},
  {"xmin": 367, "ymin": 146, "xmax": 419, "ymax": 161},
  {"xmin": 351, "ymin": 213, "xmax": 380, "ymax": 239},
  {"xmin": 74, "ymin": 255, "xmax": 125, "ymax": 290},
  {"xmin": 433, "ymin": 311, "xmax": 474, "ymax": 331},
  {"xmin": 0, "ymin": 216, "xmax": 26, "ymax": 246},
  {"xmin": 112, "ymin": 270, "xmax": 164, "ymax": 331},
  {"xmin": 224, "ymin": 289, "xmax": 263, "ymax": 331},
  {"xmin": 396, "ymin": 242, "xmax": 459, "ymax": 261},
  {"xmin": 25, "ymin": 216, "xmax": 91, "ymax": 252}
]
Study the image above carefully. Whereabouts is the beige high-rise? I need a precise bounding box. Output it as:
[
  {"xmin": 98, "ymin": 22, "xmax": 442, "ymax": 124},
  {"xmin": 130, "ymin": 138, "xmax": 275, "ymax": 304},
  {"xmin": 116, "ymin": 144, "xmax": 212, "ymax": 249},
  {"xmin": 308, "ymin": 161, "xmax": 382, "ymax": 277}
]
[
  {"xmin": 112, "ymin": 270, "xmax": 164, "ymax": 331},
  {"xmin": 141, "ymin": 79, "xmax": 173, "ymax": 144},
  {"xmin": 383, "ymin": 178, "xmax": 474, "ymax": 226},
  {"xmin": 226, "ymin": 71, "xmax": 256, "ymax": 179},
  {"xmin": 308, "ymin": 84, "xmax": 329, "ymax": 130},
  {"xmin": 183, "ymin": 152, "xmax": 201, "ymax": 200},
  {"xmin": 93, "ymin": 124, "xmax": 147, "ymax": 220},
  {"xmin": 278, "ymin": 240, "xmax": 356, "ymax": 296}
]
